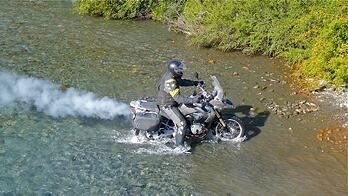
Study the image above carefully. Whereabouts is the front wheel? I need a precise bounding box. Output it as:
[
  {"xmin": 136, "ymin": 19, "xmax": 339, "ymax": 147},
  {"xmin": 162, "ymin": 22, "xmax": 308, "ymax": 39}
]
[{"xmin": 215, "ymin": 116, "xmax": 245, "ymax": 141}]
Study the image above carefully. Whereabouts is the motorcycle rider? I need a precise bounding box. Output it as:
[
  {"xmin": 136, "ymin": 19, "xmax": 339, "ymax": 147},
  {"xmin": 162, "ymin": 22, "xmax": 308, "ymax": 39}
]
[{"xmin": 158, "ymin": 60, "xmax": 203, "ymax": 147}]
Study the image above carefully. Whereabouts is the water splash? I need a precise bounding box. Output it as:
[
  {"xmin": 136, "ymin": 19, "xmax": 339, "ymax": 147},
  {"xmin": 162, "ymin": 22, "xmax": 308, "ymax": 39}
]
[
  {"xmin": 0, "ymin": 71, "xmax": 130, "ymax": 119},
  {"xmin": 113, "ymin": 130, "xmax": 190, "ymax": 155},
  {"xmin": 316, "ymin": 89, "xmax": 348, "ymax": 128},
  {"xmin": 134, "ymin": 145, "xmax": 192, "ymax": 155},
  {"xmin": 218, "ymin": 135, "xmax": 247, "ymax": 143},
  {"xmin": 113, "ymin": 129, "xmax": 246, "ymax": 155}
]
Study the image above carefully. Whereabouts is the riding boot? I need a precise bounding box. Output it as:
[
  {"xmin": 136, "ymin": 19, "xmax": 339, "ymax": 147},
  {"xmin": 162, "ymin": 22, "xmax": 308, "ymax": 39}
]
[{"xmin": 175, "ymin": 130, "xmax": 185, "ymax": 146}]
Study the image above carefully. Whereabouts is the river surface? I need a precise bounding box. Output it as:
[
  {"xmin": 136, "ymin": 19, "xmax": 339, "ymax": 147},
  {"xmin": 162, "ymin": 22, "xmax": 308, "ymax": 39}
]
[{"xmin": 0, "ymin": 1, "xmax": 347, "ymax": 195}]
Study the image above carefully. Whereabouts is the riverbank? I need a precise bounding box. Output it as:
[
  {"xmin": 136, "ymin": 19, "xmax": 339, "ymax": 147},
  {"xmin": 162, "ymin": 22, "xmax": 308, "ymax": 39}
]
[{"xmin": 76, "ymin": 0, "xmax": 348, "ymax": 89}]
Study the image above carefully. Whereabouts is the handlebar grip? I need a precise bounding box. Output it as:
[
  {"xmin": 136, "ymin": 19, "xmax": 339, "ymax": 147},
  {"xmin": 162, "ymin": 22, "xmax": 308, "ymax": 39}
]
[
  {"xmin": 192, "ymin": 102, "xmax": 201, "ymax": 107},
  {"xmin": 193, "ymin": 102, "xmax": 206, "ymax": 108}
]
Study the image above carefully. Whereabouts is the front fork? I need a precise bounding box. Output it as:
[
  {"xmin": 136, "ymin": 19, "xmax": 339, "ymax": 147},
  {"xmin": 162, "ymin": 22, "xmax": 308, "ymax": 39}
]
[{"xmin": 214, "ymin": 109, "xmax": 227, "ymax": 128}]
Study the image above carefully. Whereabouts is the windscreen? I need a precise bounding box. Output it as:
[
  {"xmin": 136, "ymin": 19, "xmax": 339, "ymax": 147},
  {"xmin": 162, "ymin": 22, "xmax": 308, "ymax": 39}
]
[{"xmin": 210, "ymin": 75, "xmax": 224, "ymax": 101}]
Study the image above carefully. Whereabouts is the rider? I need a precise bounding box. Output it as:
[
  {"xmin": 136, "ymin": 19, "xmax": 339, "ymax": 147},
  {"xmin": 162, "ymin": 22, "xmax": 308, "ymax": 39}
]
[{"xmin": 157, "ymin": 60, "xmax": 203, "ymax": 147}]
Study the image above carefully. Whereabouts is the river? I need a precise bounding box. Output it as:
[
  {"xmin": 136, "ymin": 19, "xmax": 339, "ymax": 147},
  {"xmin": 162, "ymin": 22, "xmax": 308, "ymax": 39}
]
[{"xmin": 0, "ymin": 0, "xmax": 347, "ymax": 195}]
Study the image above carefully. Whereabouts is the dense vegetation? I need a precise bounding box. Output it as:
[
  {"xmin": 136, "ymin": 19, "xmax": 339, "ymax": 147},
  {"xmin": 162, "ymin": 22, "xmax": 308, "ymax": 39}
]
[{"xmin": 76, "ymin": 0, "xmax": 348, "ymax": 88}]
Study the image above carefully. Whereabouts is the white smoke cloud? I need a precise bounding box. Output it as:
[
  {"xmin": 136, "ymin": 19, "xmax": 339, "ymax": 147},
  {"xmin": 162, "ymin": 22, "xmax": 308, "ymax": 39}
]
[{"xmin": 0, "ymin": 71, "xmax": 130, "ymax": 119}]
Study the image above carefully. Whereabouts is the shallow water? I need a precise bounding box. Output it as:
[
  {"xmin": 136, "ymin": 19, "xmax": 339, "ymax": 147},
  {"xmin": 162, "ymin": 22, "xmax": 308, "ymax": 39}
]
[{"xmin": 0, "ymin": 0, "xmax": 347, "ymax": 195}]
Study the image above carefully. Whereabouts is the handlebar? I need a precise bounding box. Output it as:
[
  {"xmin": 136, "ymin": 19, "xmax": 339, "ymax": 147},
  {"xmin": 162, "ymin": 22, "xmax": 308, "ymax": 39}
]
[
  {"xmin": 193, "ymin": 102, "xmax": 206, "ymax": 108},
  {"xmin": 196, "ymin": 83, "xmax": 212, "ymax": 101},
  {"xmin": 191, "ymin": 75, "xmax": 225, "ymax": 106}
]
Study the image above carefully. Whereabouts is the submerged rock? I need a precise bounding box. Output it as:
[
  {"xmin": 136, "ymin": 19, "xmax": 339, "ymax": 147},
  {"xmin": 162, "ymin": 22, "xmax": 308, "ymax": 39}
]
[
  {"xmin": 207, "ymin": 59, "xmax": 216, "ymax": 64},
  {"xmin": 60, "ymin": 83, "xmax": 71, "ymax": 91},
  {"xmin": 264, "ymin": 99, "xmax": 319, "ymax": 118},
  {"xmin": 232, "ymin": 71, "xmax": 240, "ymax": 76},
  {"xmin": 0, "ymin": 118, "xmax": 16, "ymax": 127},
  {"xmin": 317, "ymin": 127, "xmax": 348, "ymax": 154}
]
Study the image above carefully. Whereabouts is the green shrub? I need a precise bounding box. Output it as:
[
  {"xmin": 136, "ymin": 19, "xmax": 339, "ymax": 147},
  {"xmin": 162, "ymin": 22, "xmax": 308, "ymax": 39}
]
[
  {"xmin": 77, "ymin": 0, "xmax": 157, "ymax": 19},
  {"xmin": 300, "ymin": 17, "xmax": 348, "ymax": 86},
  {"xmin": 182, "ymin": 0, "xmax": 347, "ymax": 87},
  {"xmin": 152, "ymin": 0, "xmax": 187, "ymax": 22}
]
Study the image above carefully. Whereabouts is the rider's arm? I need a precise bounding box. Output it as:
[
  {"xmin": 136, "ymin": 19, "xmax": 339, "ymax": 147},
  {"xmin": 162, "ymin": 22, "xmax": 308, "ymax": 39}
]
[
  {"xmin": 176, "ymin": 78, "xmax": 198, "ymax": 87},
  {"xmin": 164, "ymin": 79, "xmax": 198, "ymax": 104}
]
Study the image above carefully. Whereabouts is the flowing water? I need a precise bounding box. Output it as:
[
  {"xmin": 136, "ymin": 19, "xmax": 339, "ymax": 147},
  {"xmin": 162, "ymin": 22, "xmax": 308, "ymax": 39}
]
[{"xmin": 0, "ymin": 1, "xmax": 347, "ymax": 195}]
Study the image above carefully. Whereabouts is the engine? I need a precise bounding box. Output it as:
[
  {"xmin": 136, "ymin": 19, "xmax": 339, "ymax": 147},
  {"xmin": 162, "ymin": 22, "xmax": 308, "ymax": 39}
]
[{"xmin": 190, "ymin": 123, "xmax": 205, "ymax": 135}]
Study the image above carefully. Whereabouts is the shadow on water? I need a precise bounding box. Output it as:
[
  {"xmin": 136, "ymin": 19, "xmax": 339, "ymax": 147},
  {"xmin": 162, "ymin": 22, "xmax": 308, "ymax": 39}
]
[
  {"xmin": 232, "ymin": 105, "xmax": 270, "ymax": 141},
  {"xmin": 189, "ymin": 105, "xmax": 270, "ymax": 152}
]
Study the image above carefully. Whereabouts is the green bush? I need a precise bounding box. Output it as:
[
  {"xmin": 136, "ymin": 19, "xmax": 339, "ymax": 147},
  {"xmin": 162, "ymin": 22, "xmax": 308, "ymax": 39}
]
[
  {"xmin": 152, "ymin": 0, "xmax": 187, "ymax": 22},
  {"xmin": 76, "ymin": 0, "xmax": 157, "ymax": 19},
  {"xmin": 76, "ymin": 0, "xmax": 185, "ymax": 20},
  {"xmin": 300, "ymin": 17, "xmax": 348, "ymax": 86},
  {"xmin": 182, "ymin": 0, "xmax": 347, "ymax": 87},
  {"xmin": 76, "ymin": 0, "xmax": 348, "ymax": 87}
]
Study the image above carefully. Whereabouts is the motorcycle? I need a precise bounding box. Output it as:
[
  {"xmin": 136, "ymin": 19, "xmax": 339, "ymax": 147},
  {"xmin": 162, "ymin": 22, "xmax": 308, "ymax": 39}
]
[{"xmin": 129, "ymin": 74, "xmax": 245, "ymax": 143}]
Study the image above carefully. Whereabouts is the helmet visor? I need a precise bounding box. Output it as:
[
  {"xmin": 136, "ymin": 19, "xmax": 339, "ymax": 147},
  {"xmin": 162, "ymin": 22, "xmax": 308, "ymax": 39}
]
[{"xmin": 175, "ymin": 63, "xmax": 187, "ymax": 73}]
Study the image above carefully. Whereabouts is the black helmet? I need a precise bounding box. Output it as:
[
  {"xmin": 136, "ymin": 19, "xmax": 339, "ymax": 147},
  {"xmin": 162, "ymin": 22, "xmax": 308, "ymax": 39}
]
[{"xmin": 168, "ymin": 60, "xmax": 187, "ymax": 77}]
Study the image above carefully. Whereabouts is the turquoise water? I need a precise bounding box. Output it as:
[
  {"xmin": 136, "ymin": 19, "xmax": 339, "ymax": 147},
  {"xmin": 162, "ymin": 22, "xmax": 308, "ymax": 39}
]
[{"xmin": 0, "ymin": 0, "xmax": 347, "ymax": 195}]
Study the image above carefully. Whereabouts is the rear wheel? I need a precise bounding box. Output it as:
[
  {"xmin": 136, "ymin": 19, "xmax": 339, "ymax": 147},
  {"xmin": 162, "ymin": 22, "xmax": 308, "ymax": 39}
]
[{"xmin": 215, "ymin": 116, "xmax": 245, "ymax": 141}]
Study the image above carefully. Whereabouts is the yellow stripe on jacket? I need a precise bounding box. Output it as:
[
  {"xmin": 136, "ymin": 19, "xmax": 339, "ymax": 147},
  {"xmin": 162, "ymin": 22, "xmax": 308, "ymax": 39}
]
[
  {"xmin": 165, "ymin": 79, "xmax": 176, "ymax": 83},
  {"xmin": 169, "ymin": 88, "xmax": 180, "ymax": 97}
]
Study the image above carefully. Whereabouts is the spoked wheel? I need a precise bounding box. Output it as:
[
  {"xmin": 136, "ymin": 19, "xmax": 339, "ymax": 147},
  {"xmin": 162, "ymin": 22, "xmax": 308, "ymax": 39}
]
[{"xmin": 215, "ymin": 116, "xmax": 245, "ymax": 141}]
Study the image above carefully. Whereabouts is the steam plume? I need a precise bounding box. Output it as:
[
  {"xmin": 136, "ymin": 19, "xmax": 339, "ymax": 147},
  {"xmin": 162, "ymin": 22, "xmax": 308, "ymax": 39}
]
[{"xmin": 0, "ymin": 71, "xmax": 130, "ymax": 119}]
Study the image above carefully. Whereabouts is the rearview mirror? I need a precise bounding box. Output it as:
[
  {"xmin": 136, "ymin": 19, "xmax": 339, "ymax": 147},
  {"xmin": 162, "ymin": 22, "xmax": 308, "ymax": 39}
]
[{"xmin": 194, "ymin": 72, "xmax": 199, "ymax": 80}]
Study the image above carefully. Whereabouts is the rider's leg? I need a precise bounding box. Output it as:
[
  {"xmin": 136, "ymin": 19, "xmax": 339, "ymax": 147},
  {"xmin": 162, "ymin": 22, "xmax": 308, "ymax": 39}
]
[{"xmin": 160, "ymin": 106, "xmax": 187, "ymax": 146}]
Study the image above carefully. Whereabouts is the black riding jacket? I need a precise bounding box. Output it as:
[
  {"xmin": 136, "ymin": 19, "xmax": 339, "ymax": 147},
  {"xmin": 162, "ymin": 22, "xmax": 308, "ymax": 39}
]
[{"xmin": 157, "ymin": 71, "xmax": 197, "ymax": 106}]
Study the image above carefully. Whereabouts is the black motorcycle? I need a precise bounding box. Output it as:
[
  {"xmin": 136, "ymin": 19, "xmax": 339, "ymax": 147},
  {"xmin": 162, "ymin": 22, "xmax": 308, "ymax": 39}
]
[{"xmin": 130, "ymin": 75, "xmax": 245, "ymax": 142}]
